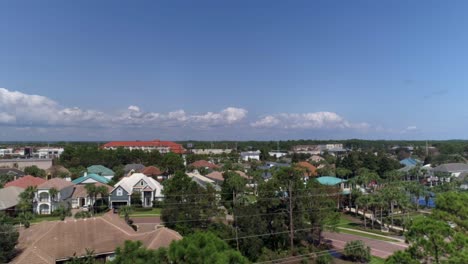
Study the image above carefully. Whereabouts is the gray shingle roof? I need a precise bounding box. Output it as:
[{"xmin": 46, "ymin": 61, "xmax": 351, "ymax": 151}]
[
  {"xmin": 0, "ymin": 186, "xmax": 24, "ymax": 210},
  {"xmin": 432, "ymin": 163, "xmax": 468, "ymax": 173}
]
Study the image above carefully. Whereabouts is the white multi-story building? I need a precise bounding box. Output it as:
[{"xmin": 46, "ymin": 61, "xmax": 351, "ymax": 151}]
[
  {"xmin": 37, "ymin": 148, "xmax": 64, "ymax": 158},
  {"xmin": 0, "ymin": 148, "xmax": 13, "ymax": 156},
  {"xmin": 240, "ymin": 150, "xmax": 261, "ymax": 161}
]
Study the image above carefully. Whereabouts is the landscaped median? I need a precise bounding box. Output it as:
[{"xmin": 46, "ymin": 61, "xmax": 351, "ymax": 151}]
[{"xmin": 337, "ymin": 227, "xmax": 402, "ymax": 243}]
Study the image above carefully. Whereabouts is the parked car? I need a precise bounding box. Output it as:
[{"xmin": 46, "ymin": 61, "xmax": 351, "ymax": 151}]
[{"xmin": 82, "ymin": 205, "xmax": 89, "ymax": 212}]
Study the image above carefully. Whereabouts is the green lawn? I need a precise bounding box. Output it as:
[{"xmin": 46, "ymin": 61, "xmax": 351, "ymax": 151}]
[
  {"xmin": 370, "ymin": 256, "xmax": 386, "ymax": 264},
  {"xmin": 337, "ymin": 228, "xmax": 400, "ymax": 242}
]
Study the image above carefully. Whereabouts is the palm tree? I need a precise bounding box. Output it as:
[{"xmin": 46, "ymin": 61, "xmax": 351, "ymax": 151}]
[
  {"xmin": 19, "ymin": 212, "xmax": 34, "ymax": 228},
  {"xmin": 356, "ymin": 195, "xmax": 371, "ymax": 229},
  {"xmin": 49, "ymin": 187, "xmax": 59, "ymax": 202},
  {"xmin": 85, "ymin": 184, "xmax": 97, "ymax": 214},
  {"xmin": 119, "ymin": 205, "xmax": 133, "ymax": 223}
]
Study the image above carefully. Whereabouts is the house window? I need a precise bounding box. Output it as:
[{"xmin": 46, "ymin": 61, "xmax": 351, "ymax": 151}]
[
  {"xmin": 140, "ymin": 181, "xmax": 144, "ymax": 186},
  {"xmin": 116, "ymin": 188, "xmax": 123, "ymax": 196}
]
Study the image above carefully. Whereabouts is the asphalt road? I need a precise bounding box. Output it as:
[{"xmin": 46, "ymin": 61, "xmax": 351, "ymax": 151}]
[{"xmin": 323, "ymin": 231, "xmax": 408, "ymax": 258}]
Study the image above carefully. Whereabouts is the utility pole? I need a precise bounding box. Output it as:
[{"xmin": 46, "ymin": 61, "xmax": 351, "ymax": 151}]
[
  {"xmin": 233, "ymin": 190, "xmax": 240, "ymax": 251},
  {"xmin": 288, "ymin": 180, "xmax": 294, "ymax": 253}
]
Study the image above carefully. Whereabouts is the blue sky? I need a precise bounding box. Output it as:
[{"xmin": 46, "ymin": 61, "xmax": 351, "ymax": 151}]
[{"xmin": 0, "ymin": 0, "xmax": 467, "ymax": 141}]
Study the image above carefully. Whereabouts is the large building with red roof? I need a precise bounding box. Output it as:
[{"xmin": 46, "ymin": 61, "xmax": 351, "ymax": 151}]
[{"xmin": 101, "ymin": 139, "xmax": 185, "ymax": 154}]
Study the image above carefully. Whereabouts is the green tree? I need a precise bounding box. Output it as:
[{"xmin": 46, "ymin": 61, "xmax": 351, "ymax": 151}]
[
  {"xmin": 355, "ymin": 195, "xmax": 372, "ymax": 229},
  {"xmin": 0, "ymin": 223, "xmax": 19, "ymax": 263},
  {"xmin": 18, "ymin": 211, "xmax": 34, "ymax": 228},
  {"xmin": 24, "ymin": 165, "xmax": 46, "ymax": 178},
  {"xmin": 221, "ymin": 171, "xmax": 247, "ymax": 210},
  {"xmin": 405, "ymin": 217, "xmax": 453, "ymax": 264},
  {"xmin": 385, "ymin": 251, "xmax": 419, "ymax": 264},
  {"xmin": 343, "ymin": 240, "xmax": 371, "ymax": 263},
  {"xmin": 161, "ymin": 152, "xmax": 185, "ymax": 175},
  {"xmin": 84, "ymin": 184, "xmax": 97, "ymax": 214}
]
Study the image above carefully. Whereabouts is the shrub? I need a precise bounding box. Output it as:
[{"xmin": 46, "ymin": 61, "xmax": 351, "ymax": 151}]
[{"xmin": 344, "ymin": 240, "xmax": 371, "ymax": 263}]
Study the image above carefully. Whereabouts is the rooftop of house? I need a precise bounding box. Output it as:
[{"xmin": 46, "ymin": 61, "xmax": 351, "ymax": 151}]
[
  {"xmin": 141, "ymin": 166, "xmax": 163, "ymax": 176},
  {"xmin": 0, "ymin": 186, "xmax": 24, "ymax": 210},
  {"xmin": 37, "ymin": 178, "xmax": 74, "ymax": 190},
  {"xmin": 316, "ymin": 176, "xmax": 346, "ymax": 186},
  {"xmin": 433, "ymin": 163, "xmax": 468, "ymax": 173},
  {"xmin": 72, "ymin": 173, "xmax": 111, "ymax": 185},
  {"xmin": 72, "ymin": 183, "xmax": 113, "ymax": 198},
  {"xmin": 87, "ymin": 165, "xmax": 115, "ymax": 176},
  {"xmin": 295, "ymin": 161, "xmax": 317, "ymax": 177},
  {"xmin": 124, "ymin": 163, "xmax": 146, "ymax": 173},
  {"xmin": 4, "ymin": 175, "xmax": 46, "ymax": 189},
  {"xmin": 0, "ymin": 168, "xmax": 25, "ymax": 177},
  {"xmin": 399, "ymin": 158, "xmax": 421, "ymax": 167},
  {"xmin": 12, "ymin": 213, "xmax": 182, "ymax": 264},
  {"xmin": 189, "ymin": 160, "xmax": 220, "ymax": 169},
  {"xmin": 114, "ymin": 173, "xmax": 162, "ymax": 194}
]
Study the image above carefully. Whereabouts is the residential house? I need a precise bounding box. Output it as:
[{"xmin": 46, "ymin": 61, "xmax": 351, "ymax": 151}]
[
  {"xmin": 432, "ymin": 163, "xmax": 468, "ymax": 178},
  {"xmin": 0, "ymin": 186, "xmax": 24, "ymax": 216},
  {"xmin": 35, "ymin": 178, "xmax": 75, "ymax": 215},
  {"xmin": 5, "ymin": 175, "xmax": 46, "ymax": 188},
  {"xmin": 87, "ymin": 165, "xmax": 115, "ymax": 180},
  {"xmin": 187, "ymin": 172, "xmax": 221, "ymax": 192},
  {"xmin": 189, "ymin": 160, "xmax": 220, "ymax": 170},
  {"xmin": 240, "ymin": 150, "xmax": 261, "ymax": 161},
  {"xmin": 141, "ymin": 166, "xmax": 164, "ymax": 181},
  {"xmin": 45, "ymin": 165, "xmax": 71, "ymax": 179},
  {"xmin": 0, "ymin": 168, "xmax": 26, "ymax": 180},
  {"xmin": 205, "ymin": 170, "xmax": 250, "ymax": 185},
  {"xmin": 309, "ymin": 155, "xmax": 325, "ymax": 163},
  {"xmin": 109, "ymin": 173, "xmax": 163, "ymax": 209},
  {"xmin": 399, "ymin": 158, "xmax": 421, "ymax": 167},
  {"xmin": 72, "ymin": 172, "xmax": 111, "ymax": 185},
  {"xmin": 102, "ymin": 139, "xmax": 185, "ymax": 154},
  {"xmin": 268, "ymin": 151, "xmax": 288, "ymax": 158},
  {"xmin": 12, "ymin": 213, "xmax": 182, "ymax": 264},
  {"xmin": 124, "ymin": 163, "xmax": 146, "ymax": 175},
  {"xmin": 295, "ymin": 161, "xmax": 318, "ymax": 179},
  {"xmin": 71, "ymin": 182, "xmax": 113, "ymax": 209},
  {"xmin": 316, "ymin": 176, "xmax": 350, "ymax": 194}
]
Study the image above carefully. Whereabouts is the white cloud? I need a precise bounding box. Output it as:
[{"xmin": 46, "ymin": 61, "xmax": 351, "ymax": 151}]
[
  {"xmin": 401, "ymin": 125, "xmax": 419, "ymax": 134},
  {"xmin": 0, "ymin": 88, "xmax": 247, "ymax": 129},
  {"xmin": 251, "ymin": 111, "xmax": 369, "ymax": 130}
]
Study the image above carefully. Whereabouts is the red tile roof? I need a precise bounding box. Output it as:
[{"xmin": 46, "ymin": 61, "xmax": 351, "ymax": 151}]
[
  {"xmin": 102, "ymin": 140, "xmax": 185, "ymax": 154},
  {"xmin": 295, "ymin": 161, "xmax": 318, "ymax": 177},
  {"xmin": 141, "ymin": 166, "xmax": 162, "ymax": 176},
  {"xmin": 189, "ymin": 160, "xmax": 220, "ymax": 169},
  {"xmin": 5, "ymin": 175, "xmax": 46, "ymax": 189}
]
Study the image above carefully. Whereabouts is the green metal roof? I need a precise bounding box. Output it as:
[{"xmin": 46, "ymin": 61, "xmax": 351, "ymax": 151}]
[
  {"xmin": 72, "ymin": 173, "xmax": 110, "ymax": 184},
  {"xmin": 87, "ymin": 165, "xmax": 115, "ymax": 176},
  {"xmin": 316, "ymin": 176, "xmax": 346, "ymax": 186}
]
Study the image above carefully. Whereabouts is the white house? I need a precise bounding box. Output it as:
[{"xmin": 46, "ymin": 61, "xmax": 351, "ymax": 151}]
[
  {"xmin": 268, "ymin": 151, "xmax": 287, "ymax": 158},
  {"xmin": 240, "ymin": 150, "xmax": 261, "ymax": 161},
  {"xmin": 37, "ymin": 148, "xmax": 64, "ymax": 159},
  {"xmin": 109, "ymin": 173, "xmax": 163, "ymax": 209},
  {"xmin": 35, "ymin": 178, "xmax": 75, "ymax": 215}
]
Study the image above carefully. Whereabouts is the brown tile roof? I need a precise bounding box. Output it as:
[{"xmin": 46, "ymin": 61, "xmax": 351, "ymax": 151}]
[
  {"xmin": 37, "ymin": 178, "xmax": 74, "ymax": 190},
  {"xmin": 5, "ymin": 175, "xmax": 46, "ymax": 189},
  {"xmin": 189, "ymin": 160, "xmax": 220, "ymax": 169},
  {"xmin": 12, "ymin": 213, "xmax": 182, "ymax": 264},
  {"xmin": 205, "ymin": 171, "xmax": 224, "ymax": 182},
  {"xmin": 72, "ymin": 183, "xmax": 113, "ymax": 198},
  {"xmin": 141, "ymin": 166, "xmax": 162, "ymax": 176},
  {"xmin": 295, "ymin": 161, "xmax": 318, "ymax": 177}
]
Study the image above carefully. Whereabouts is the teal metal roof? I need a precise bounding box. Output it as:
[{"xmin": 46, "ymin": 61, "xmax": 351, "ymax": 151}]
[
  {"xmin": 399, "ymin": 158, "xmax": 420, "ymax": 167},
  {"xmin": 316, "ymin": 176, "xmax": 346, "ymax": 186},
  {"xmin": 87, "ymin": 165, "xmax": 115, "ymax": 176},
  {"xmin": 72, "ymin": 173, "xmax": 110, "ymax": 184}
]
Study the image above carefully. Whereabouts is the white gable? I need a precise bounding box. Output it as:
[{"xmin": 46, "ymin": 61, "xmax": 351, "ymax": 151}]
[{"xmin": 113, "ymin": 173, "xmax": 163, "ymax": 196}]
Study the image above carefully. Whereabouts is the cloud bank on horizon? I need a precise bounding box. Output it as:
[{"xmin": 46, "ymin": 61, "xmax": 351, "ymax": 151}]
[{"xmin": 0, "ymin": 88, "xmax": 412, "ymax": 140}]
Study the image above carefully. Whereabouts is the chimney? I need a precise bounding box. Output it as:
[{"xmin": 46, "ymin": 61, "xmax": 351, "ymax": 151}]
[{"xmin": 84, "ymin": 171, "xmax": 87, "ymax": 176}]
